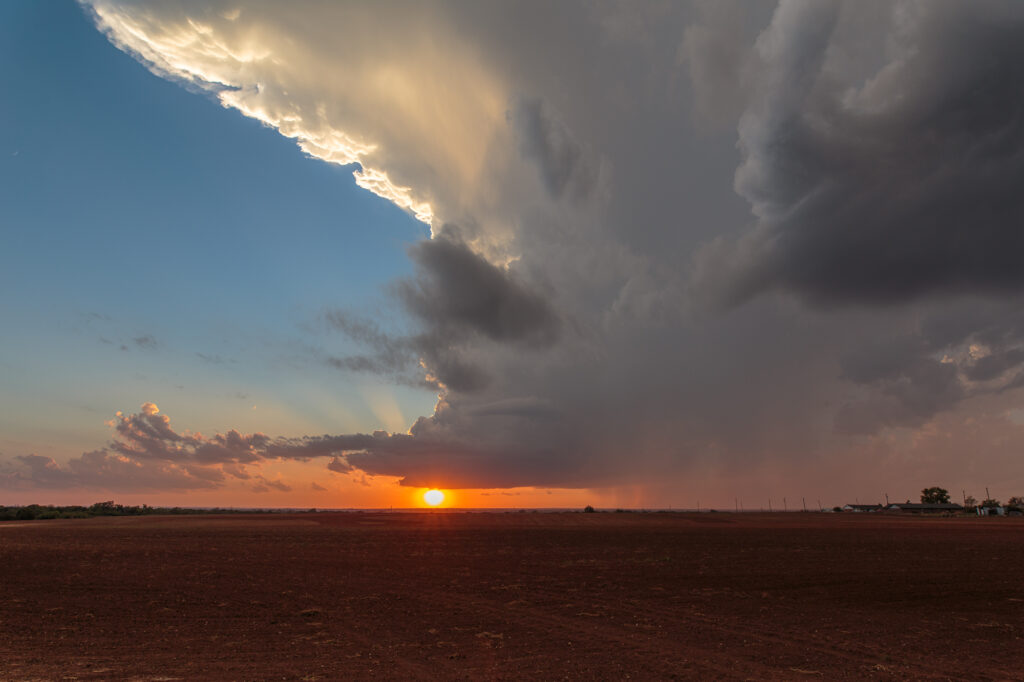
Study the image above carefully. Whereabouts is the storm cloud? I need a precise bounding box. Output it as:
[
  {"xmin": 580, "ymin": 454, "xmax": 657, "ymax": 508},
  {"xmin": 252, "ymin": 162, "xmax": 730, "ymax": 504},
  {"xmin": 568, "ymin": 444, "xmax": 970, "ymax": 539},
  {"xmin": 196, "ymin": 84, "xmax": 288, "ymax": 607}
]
[
  {"xmin": 399, "ymin": 233, "xmax": 560, "ymax": 348},
  {"xmin": 326, "ymin": 232, "xmax": 560, "ymax": 392},
  {"xmin": 1, "ymin": 404, "xmax": 282, "ymax": 493},
  {"xmin": 26, "ymin": 0, "xmax": 1024, "ymax": 499},
  {"xmin": 698, "ymin": 0, "xmax": 1024, "ymax": 306},
  {"xmin": 512, "ymin": 97, "xmax": 602, "ymax": 202}
]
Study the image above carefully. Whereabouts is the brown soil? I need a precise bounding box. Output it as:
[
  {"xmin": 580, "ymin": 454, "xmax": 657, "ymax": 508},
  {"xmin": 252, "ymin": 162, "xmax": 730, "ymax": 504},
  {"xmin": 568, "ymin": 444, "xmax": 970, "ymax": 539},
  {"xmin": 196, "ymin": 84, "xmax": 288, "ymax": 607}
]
[{"xmin": 1, "ymin": 512, "xmax": 1022, "ymax": 680}]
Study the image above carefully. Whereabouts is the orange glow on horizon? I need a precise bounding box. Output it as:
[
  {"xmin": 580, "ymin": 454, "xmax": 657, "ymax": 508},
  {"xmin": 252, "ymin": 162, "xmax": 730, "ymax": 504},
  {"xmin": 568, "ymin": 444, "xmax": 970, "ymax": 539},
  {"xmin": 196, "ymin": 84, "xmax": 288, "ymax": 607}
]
[{"xmin": 2, "ymin": 455, "xmax": 604, "ymax": 509}]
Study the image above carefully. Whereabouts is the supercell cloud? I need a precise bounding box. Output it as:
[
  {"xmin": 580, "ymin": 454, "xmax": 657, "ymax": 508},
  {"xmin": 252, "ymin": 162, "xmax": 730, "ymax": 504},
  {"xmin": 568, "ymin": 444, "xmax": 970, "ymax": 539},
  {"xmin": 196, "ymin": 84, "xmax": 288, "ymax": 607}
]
[
  {"xmin": 11, "ymin": 0, "xmax": 1022, "ymax": 497},
  {"xmin": 702, "ymin": 0, "xmax": 1024, "ymax": 306}
]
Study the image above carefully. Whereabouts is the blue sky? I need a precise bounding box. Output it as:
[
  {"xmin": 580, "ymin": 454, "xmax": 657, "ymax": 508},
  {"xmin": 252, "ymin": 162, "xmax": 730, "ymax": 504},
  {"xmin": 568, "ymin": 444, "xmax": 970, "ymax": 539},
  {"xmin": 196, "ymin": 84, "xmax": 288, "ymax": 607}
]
[{"xmin": 0, "ymin": 1, "xmax": 434, "ymax": 461}]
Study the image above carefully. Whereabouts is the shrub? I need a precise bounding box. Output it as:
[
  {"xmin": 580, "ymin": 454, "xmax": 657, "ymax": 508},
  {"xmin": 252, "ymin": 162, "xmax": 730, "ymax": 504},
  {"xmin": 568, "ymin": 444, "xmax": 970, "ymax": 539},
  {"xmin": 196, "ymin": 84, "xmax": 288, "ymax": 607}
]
[{"xmin": 583, "ymin": 505, "xmax": 595, "ymax": 513}]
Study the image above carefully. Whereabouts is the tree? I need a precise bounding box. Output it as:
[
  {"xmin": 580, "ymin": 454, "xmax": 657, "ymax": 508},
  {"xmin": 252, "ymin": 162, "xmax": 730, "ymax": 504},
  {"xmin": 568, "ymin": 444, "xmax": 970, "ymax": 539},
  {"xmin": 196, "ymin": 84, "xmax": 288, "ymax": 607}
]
[
  {"xmin": 964, "ymin": 495, "xmax": 978, "ymax": 511},
  {"xmin": 89, "ymin": 500, "xmax": 117, "ymax": 515},
  {"xmin": 981, "ymin": 498, "xmax": 1001, "ymax": 508},
  {"xmin": 920, "ymin": 487, "xmax": 950, "ymax": 504},
  {"xmin": 583, "ymin": 505, "xmax": 595, "ymax": 513},
  {"xmin": 1007, "ymin": 496, "xmax": 1023, "ymax": 509}
]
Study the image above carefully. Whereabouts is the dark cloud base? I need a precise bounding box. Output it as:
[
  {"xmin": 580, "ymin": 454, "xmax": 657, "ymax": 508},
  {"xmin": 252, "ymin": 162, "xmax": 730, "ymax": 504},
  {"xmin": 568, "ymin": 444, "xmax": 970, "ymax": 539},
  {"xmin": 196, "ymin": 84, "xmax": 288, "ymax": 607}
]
[{"xmin": 701, "ymin": 1, "xmax": 1024, "ymax": 308}]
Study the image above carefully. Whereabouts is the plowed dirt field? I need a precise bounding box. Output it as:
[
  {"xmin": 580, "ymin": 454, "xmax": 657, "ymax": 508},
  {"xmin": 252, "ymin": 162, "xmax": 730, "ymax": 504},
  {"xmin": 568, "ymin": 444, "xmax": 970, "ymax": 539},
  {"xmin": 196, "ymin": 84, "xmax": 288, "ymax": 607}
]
[{"xmin": 1, "ymin": 512, "xmax": 1022, "ymax": 680}]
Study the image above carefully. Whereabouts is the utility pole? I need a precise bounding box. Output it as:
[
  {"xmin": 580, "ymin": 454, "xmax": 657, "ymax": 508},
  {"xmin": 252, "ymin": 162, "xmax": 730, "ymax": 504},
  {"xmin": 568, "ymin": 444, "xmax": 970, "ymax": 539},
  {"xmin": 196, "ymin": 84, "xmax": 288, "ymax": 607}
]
[
  {"xmin": 783, "ymin": 497, "xmax": 787, "ymax": 512},
  {"xmin": 802, "ymin": 497, "xmax": 806, "ymax": 512},
  {"xmin": 885, "ymin": 492, "xmax": 889, "ymax": 506},
  {"xmin": 768, "ymin": 498, "xmax": 773, "ymax": 512},
  {"xmin": 735, "ymin": 498, "xmax": 738, "ymax": 513}
]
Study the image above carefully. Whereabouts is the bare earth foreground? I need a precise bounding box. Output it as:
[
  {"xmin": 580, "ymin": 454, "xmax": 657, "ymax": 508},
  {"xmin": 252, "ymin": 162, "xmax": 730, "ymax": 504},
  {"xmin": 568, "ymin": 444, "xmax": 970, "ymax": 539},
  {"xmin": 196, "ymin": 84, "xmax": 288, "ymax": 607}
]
[{"xmin": 1, "ymin": 513, "xmax": 1022, "ymax": 681}]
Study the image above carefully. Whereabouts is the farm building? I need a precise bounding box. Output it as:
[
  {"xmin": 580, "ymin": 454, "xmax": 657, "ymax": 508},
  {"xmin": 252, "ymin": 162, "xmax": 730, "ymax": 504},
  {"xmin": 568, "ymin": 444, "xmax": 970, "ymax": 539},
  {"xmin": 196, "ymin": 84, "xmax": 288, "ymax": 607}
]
[
  {"xmin": 842, "ymin": 504, "xmax": 884, "ymax": 512},
  {"xmin": 886, "ymin": 503, "xmax": 963, "ymax": 513},
  {"xmin": 977, "ymin": 506, "xmax": 1006, "ymax": 516}
]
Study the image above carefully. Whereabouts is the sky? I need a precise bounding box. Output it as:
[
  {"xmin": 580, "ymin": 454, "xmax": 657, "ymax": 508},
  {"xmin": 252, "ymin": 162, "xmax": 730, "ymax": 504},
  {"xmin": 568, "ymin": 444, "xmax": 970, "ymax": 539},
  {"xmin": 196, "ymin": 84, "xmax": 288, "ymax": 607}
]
[{"xmin": 2, "ymin": 0, "xmax": 1023, "ymax": 509}]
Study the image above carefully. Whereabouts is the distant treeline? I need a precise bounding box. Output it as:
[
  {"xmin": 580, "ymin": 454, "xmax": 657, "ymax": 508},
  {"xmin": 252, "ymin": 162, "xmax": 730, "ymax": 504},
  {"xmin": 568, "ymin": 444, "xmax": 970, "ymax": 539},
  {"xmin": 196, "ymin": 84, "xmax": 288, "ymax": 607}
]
[{"xmin": 0, "ymin": 500, "xmax": 272, "ymax": 521}]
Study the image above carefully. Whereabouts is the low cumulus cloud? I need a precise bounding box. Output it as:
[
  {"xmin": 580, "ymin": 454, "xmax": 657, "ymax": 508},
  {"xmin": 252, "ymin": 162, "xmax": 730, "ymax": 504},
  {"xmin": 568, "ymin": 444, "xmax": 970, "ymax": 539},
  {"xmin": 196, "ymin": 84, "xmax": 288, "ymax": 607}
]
[
  {"xmin": 0, "ymin": 402, "xmax": 462, "ymax": 492},
  {"xmin": 61, "ymin": 0, "xmax": 1024, "ymax": 497},
  {"xmin": 0, "ymin": 449, "xmax": 222, "ymax": 492},
  {"xmin": 1, "ymin": 404, "xmax": 293, "ymax": 493}
]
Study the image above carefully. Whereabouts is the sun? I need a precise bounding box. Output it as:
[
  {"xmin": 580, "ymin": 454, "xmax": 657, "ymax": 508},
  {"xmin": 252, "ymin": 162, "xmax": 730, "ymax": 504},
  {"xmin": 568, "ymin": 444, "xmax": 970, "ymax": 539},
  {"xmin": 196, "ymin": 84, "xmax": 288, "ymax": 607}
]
[{"xmin": 424, "ymin": 489, "xmax": 445, "ymax": 506}]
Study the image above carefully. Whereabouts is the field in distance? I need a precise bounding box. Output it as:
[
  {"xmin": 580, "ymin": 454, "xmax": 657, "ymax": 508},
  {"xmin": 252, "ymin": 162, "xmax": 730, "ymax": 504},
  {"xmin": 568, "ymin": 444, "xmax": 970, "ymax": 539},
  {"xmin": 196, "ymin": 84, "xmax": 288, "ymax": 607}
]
[{"xmin": 1, "ymin": 512, "xmax": 1021, "ymax": 680}]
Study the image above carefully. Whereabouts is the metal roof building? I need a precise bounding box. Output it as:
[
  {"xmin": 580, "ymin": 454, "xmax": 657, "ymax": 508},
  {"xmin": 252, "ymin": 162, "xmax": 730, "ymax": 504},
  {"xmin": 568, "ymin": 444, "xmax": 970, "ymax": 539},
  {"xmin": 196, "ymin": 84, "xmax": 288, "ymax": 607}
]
[{"xmin": 886, "ymin": 503, "xmax": 963, "ymax": 513}]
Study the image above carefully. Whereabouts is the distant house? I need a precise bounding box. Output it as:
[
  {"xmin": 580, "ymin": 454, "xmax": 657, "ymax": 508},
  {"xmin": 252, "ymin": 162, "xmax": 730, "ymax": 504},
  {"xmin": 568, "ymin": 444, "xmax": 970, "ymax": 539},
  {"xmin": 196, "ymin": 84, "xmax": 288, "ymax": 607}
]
[
  {"xmin": 886, "ymin": 503, "xmax": 963, "ymax": 513},
  {"xmin": 842, "ymin": 504, "xmax": 884, "ymax": 512}
]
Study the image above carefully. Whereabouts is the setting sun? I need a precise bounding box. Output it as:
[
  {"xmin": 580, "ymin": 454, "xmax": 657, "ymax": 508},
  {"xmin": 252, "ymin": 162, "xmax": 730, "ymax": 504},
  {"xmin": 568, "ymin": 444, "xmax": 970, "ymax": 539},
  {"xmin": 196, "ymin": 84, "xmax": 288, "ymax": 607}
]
[{"xmin": 424, "ymin": 489, "xmax": 445, "ymax": 506}]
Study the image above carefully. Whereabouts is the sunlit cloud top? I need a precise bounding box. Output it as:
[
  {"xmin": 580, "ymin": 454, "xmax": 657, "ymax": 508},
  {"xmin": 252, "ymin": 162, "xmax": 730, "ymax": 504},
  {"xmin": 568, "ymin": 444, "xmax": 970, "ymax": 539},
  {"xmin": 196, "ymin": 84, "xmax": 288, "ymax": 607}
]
[{"xmin": 86, "ymin": 1, "xmax": 523, "ymax": 229}]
